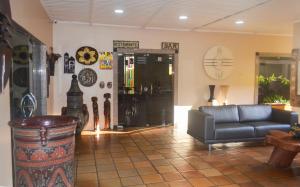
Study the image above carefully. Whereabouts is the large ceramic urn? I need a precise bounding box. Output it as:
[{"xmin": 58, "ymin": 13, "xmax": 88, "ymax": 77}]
[
  {"xmin": 62, "ymin": 75, "xmax": 89, "ymax": 135},
  {"xmin": 9, "ymin": 116, "xmax": 78, "ymax": 187}
]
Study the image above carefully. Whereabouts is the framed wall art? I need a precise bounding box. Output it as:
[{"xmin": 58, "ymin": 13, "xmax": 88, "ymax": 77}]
[{"xmin": 99, "ymin": 51, "xmax": 113, "ymax": 70}]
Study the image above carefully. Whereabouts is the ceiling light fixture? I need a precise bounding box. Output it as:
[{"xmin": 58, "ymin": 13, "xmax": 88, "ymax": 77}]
[
  {"xmin": 114, "ymin": 9, "xmax": 124, "ymax": 14},
  {"xmin": 179, "ymin": 15, "xmax": 188, "ymax": 20},
  {"xmin": 235, "ymin": 20, "xmax": 244, "ymax": 25}
]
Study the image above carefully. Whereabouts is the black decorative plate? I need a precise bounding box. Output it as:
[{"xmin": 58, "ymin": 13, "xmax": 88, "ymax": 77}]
[
  {"xmin": 76, "ymin": 46, "xmax": 98, "ymax": 65},
  {"xmin": 78, "ymin": 68, "xmax": 97, "ymax": 87}
]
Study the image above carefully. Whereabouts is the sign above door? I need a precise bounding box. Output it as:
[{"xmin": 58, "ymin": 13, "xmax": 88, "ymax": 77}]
[
  {"xmin": 113, "ymin": 40, "xmax": 139, "ymax": 51},
  {"xmin": 161, "ymin": 42, "xmax": 179, "ymax": 53}
]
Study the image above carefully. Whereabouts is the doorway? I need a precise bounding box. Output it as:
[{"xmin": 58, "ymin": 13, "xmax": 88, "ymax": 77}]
[
  {"xmin": 255, "ymin": 53, "xmax": 294, "ymax": 105},
  {"xmin": 114, "ymin": 49, "xmax": 177, "ymax": 127}
]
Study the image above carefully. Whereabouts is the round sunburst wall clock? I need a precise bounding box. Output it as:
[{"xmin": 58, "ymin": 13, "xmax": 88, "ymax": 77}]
[
  {"xmin": 203, "ymin": 46, "xmax": 234, "ymax": 80},
  {"xmin": 76, "ymin": 46, "xmax": 98, "ymax": 65}
]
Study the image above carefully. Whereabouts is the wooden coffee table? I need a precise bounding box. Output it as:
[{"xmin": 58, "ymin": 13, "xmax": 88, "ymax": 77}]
[{"xmin": 266, "ymin": 130, "xmax": 300, "ymax": 168}]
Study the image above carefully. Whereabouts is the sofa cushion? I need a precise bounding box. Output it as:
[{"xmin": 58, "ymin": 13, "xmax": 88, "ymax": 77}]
[
  {"xmin": 199, "ymin": 105, "xmax": 239, "ymax": 123},
  {"xmin": 245, "ymin": 121, "xmax": 290, "ymax": 137},
  {"xmin": 238, "ymin": 105, "xmax": 272, "ymax": 122},
  {"xmin": 215, "ymin": 123, "xmax": 255, "ymax": 140}
]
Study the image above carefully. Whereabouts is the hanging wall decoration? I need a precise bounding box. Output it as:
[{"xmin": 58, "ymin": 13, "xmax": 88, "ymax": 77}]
[
  {"xmin": 63, "ymin": 53, "xmax": 69, "ymax": 73},
  {"xmin": 47, "ymin": 47, "xmax": 61, "ymax": 76},
  {"xmin": 203, "ymin": 46, "xmax": 234, "ymax": 80},
  {"xmin": 107, "ymin": 81, "xmax": 112, "ymax": 89},
  {"xmin": 13, "ymin": 45, "xmax": 30, "ymax": 64},
  {"xmin": 99, "ymin": 81, "xmax": 105, "ymax": 89},
  {"xmin": 76, "ymin": 46, "xmax": 98, "ymax": 65},
  {"xmin": 99, "ymin": 51, "xmax": 113, "ymax": 70},
  {"xmin": 64, "ymin": 53, "xmax": 70, "ymax": 73},
  {"xmin": 68, "ymin": 56, "xmax": 75, "ymax": 74},
  {"xmin": 78, "ymin": 68, "xmax": 97, "ymax": 87},
  {"xmin": 64, "ymin": 53, "xmax": 75, "ymax": 74}
]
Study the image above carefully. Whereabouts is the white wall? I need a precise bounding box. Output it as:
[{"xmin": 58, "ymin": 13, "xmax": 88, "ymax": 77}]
[
  {"xmin": 52, "ymin": 22, "xmax": 292, "ymax": 130},
  {"xmin": 9, "ymin": 0, "xmax": 53, "ymax": 47},
  {"xmin": 0, "ymin": 85, "xmax": 12, "ymax": 187}
]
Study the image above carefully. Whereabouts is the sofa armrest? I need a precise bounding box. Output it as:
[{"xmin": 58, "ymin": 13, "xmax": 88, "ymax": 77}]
[
  {"xmin": 271, "ymin": 109, "xmax": 298, "ymax": 125},
  {"xmin": 187, "ymin": 110, "xmax": 215, "ymax": 143}
]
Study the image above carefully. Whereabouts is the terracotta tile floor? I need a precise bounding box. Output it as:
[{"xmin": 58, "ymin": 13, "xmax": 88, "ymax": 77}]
[{"xmin": 75, "ymin": 126, "xmax": 300, "ymax": 187}]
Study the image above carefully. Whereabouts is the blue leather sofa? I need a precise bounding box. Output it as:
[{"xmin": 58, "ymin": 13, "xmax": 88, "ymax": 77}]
[{"xmin": 187, "ymin": 105, "xmax": 298, "ymax": 151}]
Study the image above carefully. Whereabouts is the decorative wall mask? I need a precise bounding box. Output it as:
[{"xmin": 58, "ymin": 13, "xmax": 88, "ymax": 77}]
[
  {"xmin": 13, "ymin": 68, "xmax": 29, "ymax": 87},
  {"xmin": 107, "ymin": 81, "xmax": 112, "ymax": 89},
  {"xmin": 99, "ymin": 52, "xmax": 113, "ymax": 69},
  {"xmin": 47, "ymin": 47, "xmax": 61, "ymax": 76},
  {"xmin": 76, "ymin": 46, "xmax": 98, "ymax": 65},
  {"xmin": 78, "ymin": 68, "xmax": 97, "ymax": 87},
  {"xmin": 13, "ymin": 45, "xmax": 30, "ymax": 64},
  {"xmin": 203, "ymin": 46, "xmax": 234, "ymax": 80},
  {"xmin": 99, "ymin": 81, "xmax": 105, "ymax": 89}
]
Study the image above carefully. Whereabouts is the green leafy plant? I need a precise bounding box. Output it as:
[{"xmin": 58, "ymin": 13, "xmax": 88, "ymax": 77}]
[
  {"xmin": 262, "ymin": 94, "xmax": 289, "ymax": 104},
  {"xmin": 258, "ymin": 74, "xmax": 290, "ymax": 104}
]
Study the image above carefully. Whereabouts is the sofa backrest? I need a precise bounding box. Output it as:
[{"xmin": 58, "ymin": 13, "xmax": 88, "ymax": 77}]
[
  {"xmin": 238, "ymin": 105, "xmax": 272, "ymax": 122},
  {"xmin": 199, "ymin": 105, "xmax": 239, "ymax": 123}
]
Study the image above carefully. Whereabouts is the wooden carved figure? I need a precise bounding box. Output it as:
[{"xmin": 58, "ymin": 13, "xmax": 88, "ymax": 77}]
[
  {"xmin": 91, "ymin": 97, "xmax": 99, "ymax": 130},
  {"xmin": 104, "ymin": 93, "xmax": 111, "ymax": 129},
  {"xmin": 47, "ymin": 47, "xmax": 61, "ymax": 76}
]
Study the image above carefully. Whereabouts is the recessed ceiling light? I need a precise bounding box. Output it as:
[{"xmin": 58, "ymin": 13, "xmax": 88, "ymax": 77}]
[
  {"xmin": 235, "ymin": 20, "xmax": 244, "ymax": 25},
  {"xmin": 114, "ymin": 9, "xmax": 124, "ymax": 14},
  {"xmin": 179, "ymin": 15, "xmax": 188, "ymax": 20}
]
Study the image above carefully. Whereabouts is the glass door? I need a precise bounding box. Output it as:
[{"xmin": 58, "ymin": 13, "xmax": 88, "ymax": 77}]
[
  {"xmin": 118, "ymin": 52, "xmax": 174, "ymax": 127},
  {"xmin": 10, "ymin": 25, "xmax": 47, "ymax": 120}
]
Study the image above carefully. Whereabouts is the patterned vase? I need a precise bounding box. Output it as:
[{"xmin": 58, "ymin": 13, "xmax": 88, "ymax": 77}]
[{"xmin": 9, "ymin": 116, "xmax": 77, "ymax": 187}]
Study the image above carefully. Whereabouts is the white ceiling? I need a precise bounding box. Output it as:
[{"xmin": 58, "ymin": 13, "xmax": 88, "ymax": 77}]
[{"xmin": 41, "ymin": 0, "xmax": 300, "ymax": 35}]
